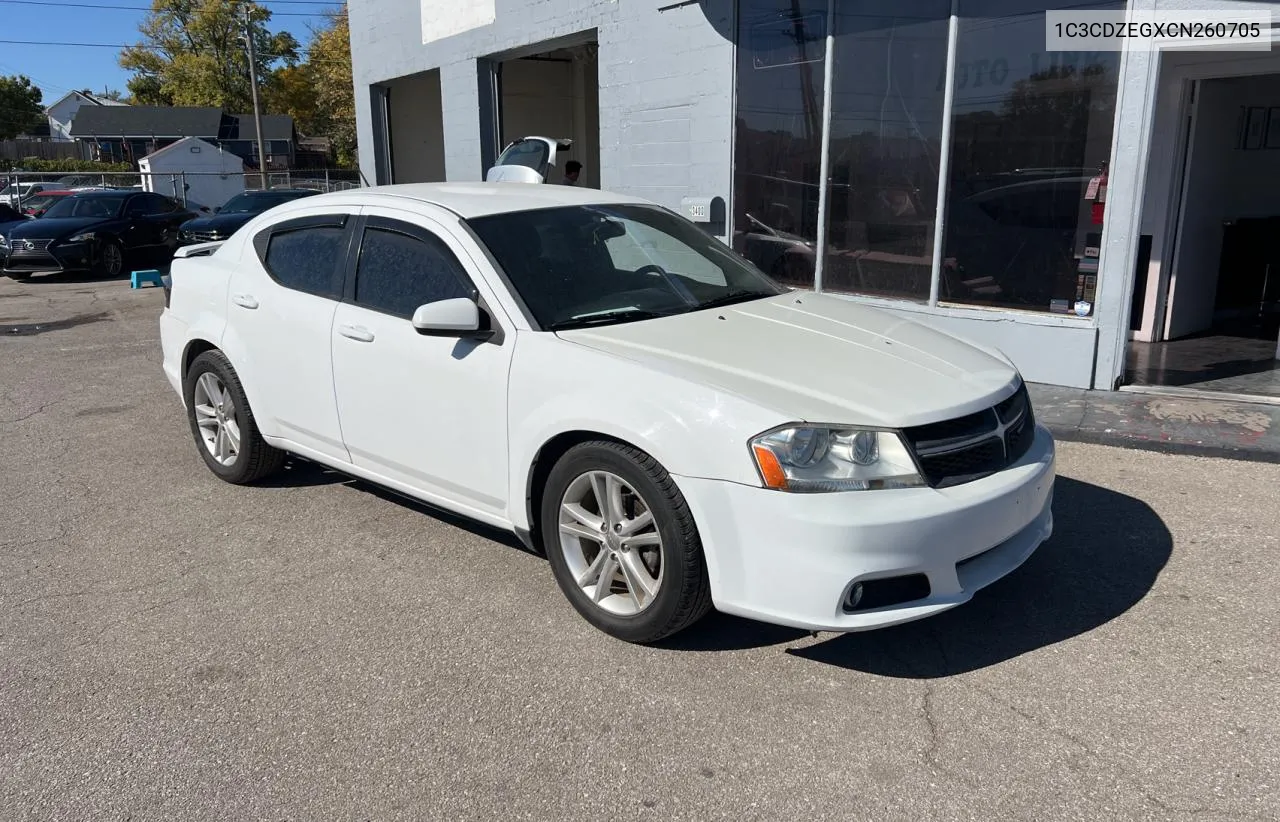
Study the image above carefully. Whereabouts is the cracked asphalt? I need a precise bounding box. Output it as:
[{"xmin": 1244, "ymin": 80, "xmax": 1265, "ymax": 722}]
[{"xmin": 1, "ymin": 274, "xmax": 1278, "ymax": 821}]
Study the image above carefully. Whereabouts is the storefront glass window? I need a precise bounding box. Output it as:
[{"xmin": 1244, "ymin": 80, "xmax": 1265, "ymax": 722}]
[
  {"xmin": 732, "ymin": 0, "xmax": 829, "ymax": 289},
  {"xmin": 941, "ymin": 0, "xmax": 1123, "ymax": 316},
  {"xmin": 821, "ymin": 2, "xmax": 951, "ymax": 301}
]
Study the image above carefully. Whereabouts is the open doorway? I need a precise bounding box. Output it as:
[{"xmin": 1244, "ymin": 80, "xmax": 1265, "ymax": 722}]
[
  {"xmin": 1129, "ymin": 70, "xmax": 1280, "ymax": 399},
  {"xmin": 490, "ymin": 39, "xmax": 600, "ymax": 188},
  {"xmin": 385, "ymin": 69, "xmax": 446, "ymax": 183}
]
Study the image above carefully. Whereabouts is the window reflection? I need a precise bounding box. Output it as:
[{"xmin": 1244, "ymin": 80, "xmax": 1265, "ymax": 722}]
[
  {"xmin": 821, "ymin": 2, "xmax": 951, "ymax": 301},
  {"xmin": 941, "ymin": 1, "xmax": 1123, "ymax": 314},
  {"xmin": 732, "ymin": 0, "xmax": 828, "ymax": 288}
]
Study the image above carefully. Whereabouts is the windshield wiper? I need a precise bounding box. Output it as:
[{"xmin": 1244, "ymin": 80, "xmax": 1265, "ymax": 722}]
[
  {"xmin": 690, "ymin": 290, "xmax": 770, "ymax": 311},
  {"xmin": 545, "ymin": 308, "xmax": 670, "ymax": 331}
]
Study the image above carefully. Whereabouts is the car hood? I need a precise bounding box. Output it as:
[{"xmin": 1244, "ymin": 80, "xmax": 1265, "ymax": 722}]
[
  {"xmin": 10, "ymin": 216, "xmax": 112, "ymax": 240},
  {"xmin": 555, "ymin": 292, "xmax": 1021, "ymax": 428},
  {"xmin": 180, "ymin": 213, "xmax": 254, "ymax": 234}
]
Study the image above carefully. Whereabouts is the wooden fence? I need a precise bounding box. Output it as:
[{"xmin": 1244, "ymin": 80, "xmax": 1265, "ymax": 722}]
[{"xmin": 0, "ymin": 140, "xmax": 88, "ymax": 162}]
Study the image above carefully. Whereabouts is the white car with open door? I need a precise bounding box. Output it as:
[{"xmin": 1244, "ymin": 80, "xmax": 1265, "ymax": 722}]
[
  {"xmin": 159, "ymin": 183, "xmax": 1055, "ymax": 644},
  {"xmin": 485, "ymin": 136, "xmax": 574, "ymax": 184}
]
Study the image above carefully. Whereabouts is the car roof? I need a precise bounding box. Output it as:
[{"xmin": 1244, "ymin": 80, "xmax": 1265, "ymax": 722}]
[
  {"xmin": 71, "ymin": 189, "xmax": 133, "ymax": 198},
  {"xmin": 303, "ymin": 182, "xmax": 655, "ymax": 219}
]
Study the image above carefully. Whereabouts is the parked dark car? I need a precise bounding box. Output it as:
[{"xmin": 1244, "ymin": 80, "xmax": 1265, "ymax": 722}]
[
  {"xmin": 2, "ymin": 190, "xmax": 195, "ymax": 280},
  {"xmin": 178, "ymin": 189, "xmax": 321, "ymax": 245},
  {"xmin": 0, "ymin": 204, "xmax": 31, "ymax": 259}
]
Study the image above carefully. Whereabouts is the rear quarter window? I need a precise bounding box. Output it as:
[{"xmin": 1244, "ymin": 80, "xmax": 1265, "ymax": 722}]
[{"xmin": 254, "ymin": 215, "xmax": 350, "ymax": 298}]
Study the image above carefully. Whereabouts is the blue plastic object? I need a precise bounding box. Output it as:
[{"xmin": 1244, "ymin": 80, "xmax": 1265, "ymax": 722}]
[{"xmin": 130, "ymin": 269, "xmax": 165, "ymax": 289}]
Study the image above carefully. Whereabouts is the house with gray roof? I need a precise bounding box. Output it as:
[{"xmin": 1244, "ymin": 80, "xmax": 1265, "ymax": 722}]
[{"xmin": 68, "ymin": 106, "xmax": 296, "ymax": 169}]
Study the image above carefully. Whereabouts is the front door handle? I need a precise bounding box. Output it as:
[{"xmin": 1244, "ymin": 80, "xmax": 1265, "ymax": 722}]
[
  {"xmin": 338, "ymin": 323, "xmax": 375, "ymax": 343},
  {"xmin": 231, "ymin": 293, "xmax": 259, "ymax": 310}
]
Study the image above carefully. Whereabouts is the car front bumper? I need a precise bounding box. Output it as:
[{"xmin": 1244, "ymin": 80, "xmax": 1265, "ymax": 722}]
[
  {"xmin": 2, "ymin": 241, "xmax": 92, "ymax": 273},
  {"xmin": 674, "ymin": 424, "xmax": 1056, "ymax": 632}
]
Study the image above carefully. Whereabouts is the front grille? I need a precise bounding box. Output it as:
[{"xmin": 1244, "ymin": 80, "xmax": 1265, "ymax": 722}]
[
  {"xmin": 10, "ymin": 239, "xmax": 51, "ymax": 253},
  {"xmin": 902, "ymin": 383, "xmax": 1036, "ymax": 489},
  {"xmin": 4, "ymin": 253, "xmax": 60, "ymax": 271},
  {"xmin": 189, "ymin": 231, "xmax": 222, "ymax": 242}
]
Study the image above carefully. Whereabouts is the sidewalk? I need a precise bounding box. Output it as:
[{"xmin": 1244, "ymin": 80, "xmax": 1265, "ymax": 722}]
[{"xmin": 1029, "ymin": 383, "xmax": 1280, "ymax": 463}]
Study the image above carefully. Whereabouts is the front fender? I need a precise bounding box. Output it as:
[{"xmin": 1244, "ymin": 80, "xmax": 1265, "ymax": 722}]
[{"xmin": 507, "ymin": 333, "xmax": 781, "ymax": 534}]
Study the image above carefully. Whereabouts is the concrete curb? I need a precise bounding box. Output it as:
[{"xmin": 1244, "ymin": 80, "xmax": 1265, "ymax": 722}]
[{"xmin": 1028, "ymin": 382, "xmax": 1280, "ymax": 464}]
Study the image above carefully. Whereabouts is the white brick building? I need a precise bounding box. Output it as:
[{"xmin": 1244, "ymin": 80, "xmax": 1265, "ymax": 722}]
[{"xmin": 351, "ymin": 0, "xmax": 1280, "ymax": 398}]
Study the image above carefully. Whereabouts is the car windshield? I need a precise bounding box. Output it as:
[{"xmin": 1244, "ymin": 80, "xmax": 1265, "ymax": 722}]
[
  {"xmin": 42, "ymin": 195, "xmax": 127, "ymax": 219},
  {"xmin": 23, "ymin": 195, "xmax": 62, "ymax": 211},
  {"xmin": 466, "ymin": 204, "xmax": 785, "ymax": 330},
  {"xmin": 219, "ymin": 192, "xmax": 308, "ymax": 214}
]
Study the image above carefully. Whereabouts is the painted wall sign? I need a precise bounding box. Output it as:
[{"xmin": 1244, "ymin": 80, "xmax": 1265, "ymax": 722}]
[{"xmin": 422, "ymin": 0, "xmax": 495, "ymax": 45}]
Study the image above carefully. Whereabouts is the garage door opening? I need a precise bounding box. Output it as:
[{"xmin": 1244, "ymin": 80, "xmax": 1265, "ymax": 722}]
[
  {"xmin": 1129, "ymin": 68, "xmax": 1280, "ymax": 400},
  {"xmin": 385, "ymin": 69, "xmax": 446, "ymax": 184},
  {"xmin": 489, "ymin": 40, "xmax": 600, "ymax": 188}
]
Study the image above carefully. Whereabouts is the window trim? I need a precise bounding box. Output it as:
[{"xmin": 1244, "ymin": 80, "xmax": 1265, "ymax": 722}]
[{"xmin": 253, "ymin": 212, "xmax": 353, "ymax": 300}]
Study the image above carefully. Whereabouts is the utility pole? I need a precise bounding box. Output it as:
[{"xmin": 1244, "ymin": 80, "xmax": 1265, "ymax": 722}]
[{"xmin": 242, "ymin": 4, "xmax": 270, "ymax": 190}]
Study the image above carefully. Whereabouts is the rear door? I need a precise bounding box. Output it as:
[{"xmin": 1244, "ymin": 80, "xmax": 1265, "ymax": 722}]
[{"xmin": 227, "ymin": 209, "xmax": 355, "ymax": 461}]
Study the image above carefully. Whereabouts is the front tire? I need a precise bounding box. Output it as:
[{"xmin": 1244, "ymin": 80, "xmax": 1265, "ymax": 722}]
[
  {"xmin": 183, "ymin": 350, "xmax": 284, "ymax": 484},
  {"xmin": 541, "ymin": 441, "xmax": 713, "ymax": 643},
  {"xmin": 94, "ymin": 238, "xmax": 124, "ymax": 279}
]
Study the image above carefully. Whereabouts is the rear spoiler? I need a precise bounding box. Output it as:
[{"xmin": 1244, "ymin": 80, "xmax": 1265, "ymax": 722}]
[{"xmin": 174, "ymin": 241, "xmax": 225, "ymax": 259}]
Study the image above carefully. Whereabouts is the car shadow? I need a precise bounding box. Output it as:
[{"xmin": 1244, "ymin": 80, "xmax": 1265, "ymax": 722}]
[
  {"xmin": 260, "ymin": 457, "xmax": 534, "ymax": 555},
  {"xmin": 657, "ymin": 476, "xmax": 1171, "ymax": 669},
  {"xmin": 785, "ymin": 476, "xmax": 1171, "ymax": 676}
]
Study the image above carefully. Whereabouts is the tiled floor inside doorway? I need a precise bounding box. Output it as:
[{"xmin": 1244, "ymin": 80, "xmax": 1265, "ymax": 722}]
[{"xmin": 1127, "ymin": 332, "xmax": 1280, "ymax": 398}]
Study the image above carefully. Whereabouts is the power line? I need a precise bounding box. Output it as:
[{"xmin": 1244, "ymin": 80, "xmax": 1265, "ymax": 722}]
[
  {"xmin": 0, "ymin": 37, "xmax": 348, "ymax": 65},
  {"xmin": 0, "ymin": 0, "xmax": 336, "ymax": 16}
]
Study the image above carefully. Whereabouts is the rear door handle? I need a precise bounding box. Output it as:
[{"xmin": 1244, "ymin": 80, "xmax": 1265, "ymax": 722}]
[
  {"xmin": 338, "ymin": 323, "xmax": 375, "ymax": 343},
  {"xmin": 231, "ymin": 293, "xmax": 258, "ymax": 310}
]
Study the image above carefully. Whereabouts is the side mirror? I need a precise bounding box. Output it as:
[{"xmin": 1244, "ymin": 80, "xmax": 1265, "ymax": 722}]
[
  {"xmin": 213, "ymin": 206, "xmax": 221, "ymax": 213},
  {"xmin": 411, "ymin": 297, "xmax": 492, "ymax": 339}
]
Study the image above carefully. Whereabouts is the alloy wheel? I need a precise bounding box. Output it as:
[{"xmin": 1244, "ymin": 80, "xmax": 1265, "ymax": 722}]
[
  {"xmin": 101, "ymin": 242, "xmax": 122, "ymax": 276},
  {"xmin": 557, "ymin": 470, "xmax": 664, "ymax": 616},
  {"xmin": 192, "ymin": 371, "xmax": 240, "ymax": 466}
]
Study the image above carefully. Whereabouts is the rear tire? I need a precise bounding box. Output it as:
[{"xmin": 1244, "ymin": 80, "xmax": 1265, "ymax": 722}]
[
  {"xmin": 183, "ymin": 350, "xmax": 285, "ymax": 484},
  {"xmin": 540, "ymin": 441, "xmax": 713, "ymax": 643}
]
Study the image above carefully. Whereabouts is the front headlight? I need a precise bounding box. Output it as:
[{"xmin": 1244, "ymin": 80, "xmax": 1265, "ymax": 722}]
[
  {"xmin": 749, "ymin": 425, "xmax": 924, "ymax": 492},
  {"xmin": 68, "ymin": 231, "xmax": 96, "ymax": 243}
]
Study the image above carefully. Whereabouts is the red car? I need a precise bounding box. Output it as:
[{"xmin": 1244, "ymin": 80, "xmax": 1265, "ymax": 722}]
[{"xmin": 22, "ymin": 190, "xmax": 76, "ymax": 218}]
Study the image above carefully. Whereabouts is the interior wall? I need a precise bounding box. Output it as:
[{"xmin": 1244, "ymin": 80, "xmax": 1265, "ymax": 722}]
[
  {"xmin": 387, "ymin": 69, "xmax": 446, "ymax": 184},
  {"xmin": 1166, "ymin": 73, "xmax": 1280, "ymax": 339},
  {"xmin": 499, "ymin": 52, "xmax": 600, "ymax": 188},
  {"xmin": 1137, "ymin": 51, "xmax": 1280, "ymax": 343}
]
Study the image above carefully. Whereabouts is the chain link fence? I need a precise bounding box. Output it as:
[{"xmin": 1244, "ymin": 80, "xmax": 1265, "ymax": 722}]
[{"xmin": 1, "ymin": 168, "xmax": 366, "ymax": 213}]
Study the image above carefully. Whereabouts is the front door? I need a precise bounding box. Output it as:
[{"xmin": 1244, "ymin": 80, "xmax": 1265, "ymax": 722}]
[{"xmin": 330, "ymin": 207, "xmax": 514, "ymax": 521}]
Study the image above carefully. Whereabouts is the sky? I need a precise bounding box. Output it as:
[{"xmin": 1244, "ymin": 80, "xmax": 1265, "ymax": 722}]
[{"xmin": 0, "ymin": 0, "xmax": 340, "ymax": 106}]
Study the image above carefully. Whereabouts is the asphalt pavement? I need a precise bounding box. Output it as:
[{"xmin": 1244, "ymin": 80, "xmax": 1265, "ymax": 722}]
[{"xmin": 1, "ymin": 273, "xmax": 1277, "ymax": 821}]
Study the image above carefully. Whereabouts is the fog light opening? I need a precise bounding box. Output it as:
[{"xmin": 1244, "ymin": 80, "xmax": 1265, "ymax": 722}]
[{"xmin": 844, "ymin": 582, "xmax": 864, "ymax": 610}]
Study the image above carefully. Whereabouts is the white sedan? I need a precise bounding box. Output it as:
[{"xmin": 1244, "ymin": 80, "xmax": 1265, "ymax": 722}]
[{"xmin": 159, "ymin": 183, "xmax": 1055, "ymax": 643}]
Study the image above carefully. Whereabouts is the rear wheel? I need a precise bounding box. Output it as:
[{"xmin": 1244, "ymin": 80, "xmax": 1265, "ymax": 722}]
[
  {"xmin": 183, "ymin": 350, "xmax": 284, "ymax": 484},
  {"xmin": 541, "ymin": 441, "xmax": 712, "ymax": 643}
]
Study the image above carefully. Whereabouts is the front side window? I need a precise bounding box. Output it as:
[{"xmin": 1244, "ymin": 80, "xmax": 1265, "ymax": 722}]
[
  {"xmin": 467, "ymin": 204, "xmax": 785, "ymax": 330},
  {"xmin": 354, "ymin": 224, "xmax": 472, "ymax": 318},
  {"xmin": 262, "ymin": 224, "xmax": 346, "ymax": 298}
]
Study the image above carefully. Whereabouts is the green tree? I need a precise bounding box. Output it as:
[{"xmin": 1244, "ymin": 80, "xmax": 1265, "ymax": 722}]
[
  {"xmin": 119, "ymin": 0, "xmax": 298, "ymax": 111},
  {"xmin": 306, "ymin": 8, "xmax": 355, "ymax": 166},
  {"xmin": 0, "ymin": 75, "xmax": 44, "ymax": 139}
]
